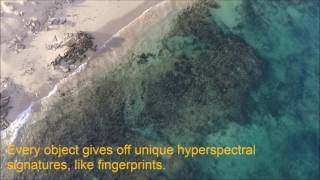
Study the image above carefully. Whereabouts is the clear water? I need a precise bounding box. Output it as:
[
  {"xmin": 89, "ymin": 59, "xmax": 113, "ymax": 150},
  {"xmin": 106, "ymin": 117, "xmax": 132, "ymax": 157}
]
[{"xmin": 2, "ymin": 0, "xmax": 319, "ymax": 179}]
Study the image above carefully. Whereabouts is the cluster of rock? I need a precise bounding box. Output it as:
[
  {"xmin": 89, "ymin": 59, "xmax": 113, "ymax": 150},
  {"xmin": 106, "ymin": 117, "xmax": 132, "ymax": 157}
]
[
  {"xmin": 13, "ymin": 10, "xmax": 25, "ymax": 17},
  {"xmin": 45, "ymin": 17, "xmax": 68, "ymax": 31},
  {"xmin": 22, "ymin": 3, "xmax": 71, "ymax": 34},
  {"xmin": 24, "ymin": 17, "xmax": 42, "ymax": 34},
  {"xmin": 0, "ymin": 78, "xmax": 13, "ymax": 130},
  {"xmin": 48, "ymin": 17, "xmax": 67, "ymax": 26},
  {"xmin": 59, "ymin": 0, "xmax": 75, "ymax": 4},
  {"xmin": 50, "ymin": 32, "xmax": 95, "ymax": 72},
  {"xmin": 0, "ymin": 92, "xmax": 10, "ymax": 130},
  {"xmin": 3, "ymin": 0, "xmax": 75, "ymax": 52}
]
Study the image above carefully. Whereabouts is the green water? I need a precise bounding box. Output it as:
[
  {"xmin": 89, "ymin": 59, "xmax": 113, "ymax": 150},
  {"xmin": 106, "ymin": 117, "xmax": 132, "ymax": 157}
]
[{"xmin": 2, "ymin": 0, "xmax": 319, "ymax": 179}]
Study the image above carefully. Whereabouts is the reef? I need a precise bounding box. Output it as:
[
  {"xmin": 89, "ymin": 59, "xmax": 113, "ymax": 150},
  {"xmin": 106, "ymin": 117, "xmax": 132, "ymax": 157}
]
[{"xmin": 128, "ymin": 1, "xmax": 264, "ymax": 144}]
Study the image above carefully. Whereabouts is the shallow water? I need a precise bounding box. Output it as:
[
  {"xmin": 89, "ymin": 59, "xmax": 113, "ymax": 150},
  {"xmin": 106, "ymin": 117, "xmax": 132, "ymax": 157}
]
[{"xmin": 1, "ymin": 0, "xmax": 319, "ymax": 179}]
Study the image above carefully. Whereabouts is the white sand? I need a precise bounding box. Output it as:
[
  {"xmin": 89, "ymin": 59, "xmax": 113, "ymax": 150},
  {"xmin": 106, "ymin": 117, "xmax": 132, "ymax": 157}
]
[{"xmin": 0, "ymin": 0, "xmax": 161, "ymax": 123}]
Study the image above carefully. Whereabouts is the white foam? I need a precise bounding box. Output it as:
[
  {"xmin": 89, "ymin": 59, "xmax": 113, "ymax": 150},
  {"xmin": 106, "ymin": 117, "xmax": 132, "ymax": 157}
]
[{"xmin": 1, "ymin": 102, "xmax": 33, "ymax": 144}]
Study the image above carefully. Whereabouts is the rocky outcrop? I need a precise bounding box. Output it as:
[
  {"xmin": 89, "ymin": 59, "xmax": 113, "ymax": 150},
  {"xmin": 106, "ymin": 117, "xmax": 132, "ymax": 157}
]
[
  {"xmin": 0, "ymin": 93, "xmax": 10, "ymax": 130},
  {"xmin": 50, "ymin": 32, "xmax": 95, "ymax": 72}
]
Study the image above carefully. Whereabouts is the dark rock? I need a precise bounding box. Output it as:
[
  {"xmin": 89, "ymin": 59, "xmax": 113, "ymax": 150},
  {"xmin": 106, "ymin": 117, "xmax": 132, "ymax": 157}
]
[
  {"xmin": 0, "ymin": 93, "xmax": 11, "ymax": 130},
  {"xmin": 50, "ymin": 32, "xmax": 95, "ymax": 72}
]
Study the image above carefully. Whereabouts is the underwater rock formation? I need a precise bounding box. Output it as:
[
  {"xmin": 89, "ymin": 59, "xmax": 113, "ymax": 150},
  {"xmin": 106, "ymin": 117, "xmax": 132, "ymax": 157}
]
[{"xmin": 128, "ymin": 1, "xmax": 264, "ymax": 144}]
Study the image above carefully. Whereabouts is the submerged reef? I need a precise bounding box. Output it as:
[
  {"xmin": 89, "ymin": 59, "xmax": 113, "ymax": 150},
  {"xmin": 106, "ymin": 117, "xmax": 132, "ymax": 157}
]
[{"xmin": 129, "ymin": 3, "xmax": 264, "ymax": 145}]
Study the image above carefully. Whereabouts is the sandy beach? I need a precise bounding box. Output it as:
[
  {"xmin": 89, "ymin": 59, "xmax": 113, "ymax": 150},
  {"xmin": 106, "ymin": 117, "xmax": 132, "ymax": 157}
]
[{"xmin": 0, "ymin": 0, "xmax": 161, "ymax": 125}]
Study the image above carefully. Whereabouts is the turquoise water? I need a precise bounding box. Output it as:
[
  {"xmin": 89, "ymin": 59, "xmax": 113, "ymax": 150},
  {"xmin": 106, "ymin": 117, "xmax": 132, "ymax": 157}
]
[
  {"xmin": 2, "ymin": 0, "xmax": 319, "ymax": 179},
  {"xmin": 207, "ymin": 1, "xmax": 319, "ymax": 179}
]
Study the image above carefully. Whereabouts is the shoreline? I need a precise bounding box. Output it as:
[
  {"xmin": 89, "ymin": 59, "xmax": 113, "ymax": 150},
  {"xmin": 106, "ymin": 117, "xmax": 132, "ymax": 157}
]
[
  {"xmin": 1, "ymin": 0, "xmax": 194, "ymax": 144},
  {"xmin": 0, "ymin": 0, "xmax": 161, "ymax": 125}
]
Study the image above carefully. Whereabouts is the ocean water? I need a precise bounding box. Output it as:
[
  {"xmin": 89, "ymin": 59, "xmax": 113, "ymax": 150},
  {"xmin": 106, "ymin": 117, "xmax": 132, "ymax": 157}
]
[{"xmin": 1, "ymin": 0, "xmax": 319, "ymax": 179}]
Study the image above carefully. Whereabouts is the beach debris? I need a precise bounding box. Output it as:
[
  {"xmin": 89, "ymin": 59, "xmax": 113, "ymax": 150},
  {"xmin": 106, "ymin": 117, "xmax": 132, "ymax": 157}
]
[{"xmin": 50, "ymin": 32, "xmax": 95, "ymax": 72}]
